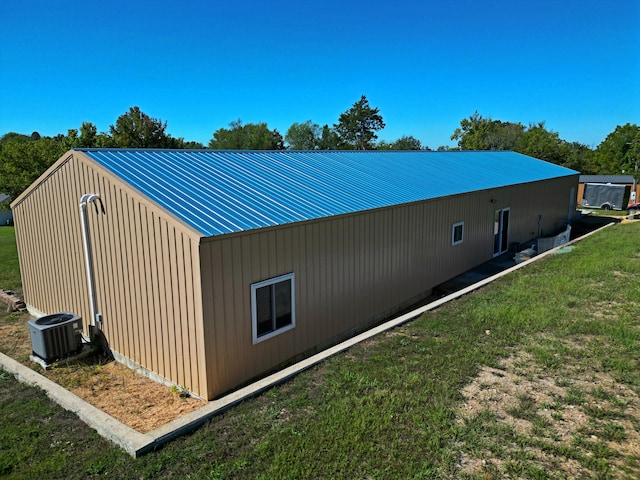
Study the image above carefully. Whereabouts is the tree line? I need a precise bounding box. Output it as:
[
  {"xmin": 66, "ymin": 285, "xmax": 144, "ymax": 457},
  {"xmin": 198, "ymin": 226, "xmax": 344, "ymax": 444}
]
[
  {"xmin": 1, "ymin": 95, "xmax": 638, "ymax": 205},
  {"xmin": 448, "ymin": 112, "xmax": 639, "ymax": 177}
]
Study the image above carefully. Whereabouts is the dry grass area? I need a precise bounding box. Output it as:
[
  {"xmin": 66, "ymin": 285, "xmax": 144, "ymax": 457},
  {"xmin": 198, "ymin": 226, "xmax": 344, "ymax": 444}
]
[
  {"xmin": 0, "ymin": 308, "xmax": 205, "ymax": 433},
  {"xmin": 456, "ymin": 341, "xmax": 640, "ymax": 479}
]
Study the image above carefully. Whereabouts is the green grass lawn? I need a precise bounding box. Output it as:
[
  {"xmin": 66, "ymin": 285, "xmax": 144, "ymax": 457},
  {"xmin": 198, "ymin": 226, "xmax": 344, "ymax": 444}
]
[
  {"xmin": 0, "ymin": 227, "xmax": 21, "ymax": 291},
  {"xmin": 1, "ymin": 223, "xmax": 639, "ymax": 479}
]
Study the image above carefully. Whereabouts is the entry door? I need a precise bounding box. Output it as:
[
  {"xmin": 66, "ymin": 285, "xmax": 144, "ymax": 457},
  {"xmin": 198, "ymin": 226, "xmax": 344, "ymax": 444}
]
[{"xmin": 493, "ymin": 208, "xmax": 510, "ymax": 256}]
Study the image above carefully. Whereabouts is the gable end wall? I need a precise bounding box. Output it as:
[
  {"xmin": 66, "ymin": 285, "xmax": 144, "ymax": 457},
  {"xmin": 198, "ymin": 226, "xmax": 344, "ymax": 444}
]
[{"xmin": 11, "ymin": 152, "xmax": 208, "ymax": 398}]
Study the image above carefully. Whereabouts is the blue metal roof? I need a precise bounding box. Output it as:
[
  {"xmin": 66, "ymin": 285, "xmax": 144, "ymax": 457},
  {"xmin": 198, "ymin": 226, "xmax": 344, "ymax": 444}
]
[{"xmin": 79, "ymin": 149, "xmax": 578, "ymax": 237}]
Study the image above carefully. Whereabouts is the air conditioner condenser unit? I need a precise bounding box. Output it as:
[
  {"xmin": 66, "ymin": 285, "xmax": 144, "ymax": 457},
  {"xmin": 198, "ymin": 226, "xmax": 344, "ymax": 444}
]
[{"xmin": 28, "ymin": 312, "xmax": 83, "ymax": 362}]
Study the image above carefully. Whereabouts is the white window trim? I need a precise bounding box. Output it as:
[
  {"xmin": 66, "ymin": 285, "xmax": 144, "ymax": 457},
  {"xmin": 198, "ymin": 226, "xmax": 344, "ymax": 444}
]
[
  {"xmin": 251, "ymin": 273, "xmax": 295, "ymax": 344},
  {"xmin": 452, "ymin": 221, "xmax": 464, "ymax": 246}
]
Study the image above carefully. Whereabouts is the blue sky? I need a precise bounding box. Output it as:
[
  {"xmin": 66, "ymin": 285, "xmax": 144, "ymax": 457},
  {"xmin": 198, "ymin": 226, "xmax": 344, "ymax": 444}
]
[{"xmin": 1, "ymin": 0, "xmax": 638, "ymax": 149}]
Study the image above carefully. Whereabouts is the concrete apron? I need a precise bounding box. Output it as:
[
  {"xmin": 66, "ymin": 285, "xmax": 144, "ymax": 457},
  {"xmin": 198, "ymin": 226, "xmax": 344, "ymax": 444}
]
[{"xmin": 0, "ymin": 222, "xmax": 614, "ymax": 458}]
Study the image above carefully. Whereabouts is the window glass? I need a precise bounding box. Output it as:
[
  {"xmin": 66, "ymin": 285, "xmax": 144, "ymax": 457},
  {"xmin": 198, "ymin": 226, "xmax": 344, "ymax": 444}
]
[
  {"xmin": 452, "ymin": 221, "xmax": 464, "ymax": 245},
  {"xmin": 255, "ymin": 285, "xmax": 273, "ymax": 336},
  {"xmin": 251, "ymin": 273, "xmax": 295, "ymax": 344},
  {"xmin": 274, "ymin": 279, "xmax": 292, "ymax": 329}
]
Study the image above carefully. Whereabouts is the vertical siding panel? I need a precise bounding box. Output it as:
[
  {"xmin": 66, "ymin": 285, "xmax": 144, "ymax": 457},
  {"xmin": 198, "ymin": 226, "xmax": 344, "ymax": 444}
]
[
  {"xmin": 146, "ymin": 211, "xmax": 162, "ymax": 376},
  {"xmin": 346, "ymin": 217, "xmax": 357, "ymax": 323},
  {"xmin": 38, "ymin": 172, "xmax": 54, "ymax": 313},
  {"xmin": 53, "ymin": 165, "xmax": 71, "ymax": 312},
  {"xmin": 108, "ymin": 184, "xmax": 127, "ymax": 354},
  {"xmin": 54, "ymin": 165, "xmax": 72, "ymax": 311},
  {"xmin": 182, "ymin": 238, "xmax": 194, "ymax": 390},
  {"xmin": 310, "ymin": 222, "xmax": 324, "ymax": 341},
  {"xmin": 220, "ymin": 237, "xmax": 236, "ymax": 376},
  {"xmin": 72, "ymin": 159, "xmax": 90, "ymax": 323},
  {"xmin": 184, "ymin": 238, "xmax": 200, "ymax": 392},
  {"xmin": 288, "ymin": 226, "xmax": 301, "ymax": 335},
  {"xmin": 93, "ymin": 172, "xmax": 110, "ymax": 334},
  {"xmin": 199, "ymin": 242, "xmax": 215, "ymax": 398},
  {"xmin": 110, "ymin": 187, "xmax": 127, "ymax": 357},
  {"xmin": 32, "ymin": 175, "xmax": 48, "ymax": 311},
  {"xmin": 292, "ymin": 225, "xmax": 306, "ymax": 346},
  {"xmin": 267, "ymin": 230, "xmax": 277, "ymax": 275},
  {"xmin": 232, "ymin": 237, "xmax": 247, "ymax": 352},
  {"xmin": 374, "ymin": 210, "xmax": 384, "ymax": 313},
  {"xmin": 130, "ymin": 198, "xmax": 145, "ymax": 366},
  {"xmin": 131, "ymin": 202, "xmax": 148, "ymax": 368},
  {"xmin": 168, "ymin": 228, "xmax": 184, "ymax": 385},
  {"xmin": 95, "ymin": 177, "xmax": 111, "ymax": 343},
  {"xmin": 120, "ymin": 191, "xmax": 137, "ymax": 362},
  {"xmin": 162, "ymin": 222, "xmax": 177, "ymax": 385},
  {"xmin": 44, "ymin": 172, "xmax": 61, "ymax": 313},
  {"xmin": 334, "ymin": 218, "xmax": 345, "ymax": 321},
  {"xmin": 207, "ymin": 239, "xmax": 226, "ymax": 395},
  {"xmin": 329, "ymin": 219, "xmax": 338, "ymax": 323},
  {"xmin": 171, "ymin": 231, "xmax": 186, "ymax": 388},
  {"xmin": 154, "ymin": 216, "xmax": 170, "ymax": 381},
  {"xmin": 302, "ymin": 224, "xmax": 314, "ymax": 346},
  {"xmin": 141, "ymin": 206, "xmax": 155, "ymax": 371},
  {"xmin": 102, "ymin": 180, "xmax": 122, "ymax": 345},
  {"xmin": 177, "ymin": 232, "xmax": 192, "ymax": 389},
  {"xmin": 354, "ymin": 214, "xmax": 366, "ymax": 310}
]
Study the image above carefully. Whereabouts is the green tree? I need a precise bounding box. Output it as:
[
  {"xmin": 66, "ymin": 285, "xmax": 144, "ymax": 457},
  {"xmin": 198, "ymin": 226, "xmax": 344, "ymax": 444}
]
[
  {"xmin": 451, "ymin": 112, "xmax": 524, "ymax": 150},
  {"xmin": 77, "ymin": 122, "xmax": 98, "ymax": 147},
  {"xmin": 562, "ymin": 142, "xmax": 595, "ymax": 173},
  {"xmin": 317, "ymin": 125, "xmax": 340, "ymax": 150},
  {"xmin": 334, "ymin": 95, "xmax": 385, "ymax": 150},
  {"xmin": 390, "ymin": 135, "xmax": 424, "ymax": 150},
  {"xmin": 109, "ymin": 106, "xmax": 170, "ymax": 148},
  {"xmin": 285, "ymin": 120, "xmax": 321, "ymax": 150},
  {"xmin": 0, "ymin": 132, "xmax": 33, "ymax": 145},
  {"xmin": 592, "ymin": 123, "xmax": 640, "ymax": 176},
  {"xmin": 0, "ymin": 138, "xmax": 67, "ymax": 200},
  {"xmin": 209, "ymin": 120, "xmax": 284, "ymax": 150},
  {"xmin": 625, "ymin": 129, "xmax": 640, "ymax": 180},
  {"xmin": 514, "ymin": 122, "xmax": 566, "ymax": 164},
  {"xmin": 178, "ymin": 138, "xmax": 204, "ymax": 150}
]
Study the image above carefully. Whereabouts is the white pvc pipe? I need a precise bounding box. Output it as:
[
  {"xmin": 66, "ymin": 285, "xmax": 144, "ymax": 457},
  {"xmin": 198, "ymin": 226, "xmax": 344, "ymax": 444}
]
[{"xmin": 79, "ymin": 193, "xmax": 103, "ymax": 337}]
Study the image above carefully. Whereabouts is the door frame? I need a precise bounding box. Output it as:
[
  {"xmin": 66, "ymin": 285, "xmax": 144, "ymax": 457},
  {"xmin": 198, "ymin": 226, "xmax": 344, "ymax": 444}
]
[{"xmin": 493, "ymin": 207, "xmax": 510, "ymax": 257}]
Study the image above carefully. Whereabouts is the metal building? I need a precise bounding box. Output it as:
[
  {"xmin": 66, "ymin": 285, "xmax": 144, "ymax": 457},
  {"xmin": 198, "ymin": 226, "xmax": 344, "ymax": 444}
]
[{"xmin": 11, "ymin": 149, "xmax": 578, "ymax": 399}]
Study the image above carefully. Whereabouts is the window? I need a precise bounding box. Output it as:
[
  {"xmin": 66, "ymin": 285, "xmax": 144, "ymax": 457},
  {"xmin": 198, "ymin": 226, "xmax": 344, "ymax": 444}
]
[
  {"xmin": 451, "ymin": 221, "xmax": 464, "ymax": 245},
  {"xmin": 251, "ymin": 273, "xmax": 295, "ymax": 344}
]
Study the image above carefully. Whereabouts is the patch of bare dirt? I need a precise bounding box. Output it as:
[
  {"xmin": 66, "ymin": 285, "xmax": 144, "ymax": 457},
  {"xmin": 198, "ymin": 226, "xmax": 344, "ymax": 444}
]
[
  {"xmin": 0, "ymin": 311, "xmax": 205, "ymax": 433},
  {"xmin": 456, "ymin": 347, "xmax": 640, "ymax": 478}
]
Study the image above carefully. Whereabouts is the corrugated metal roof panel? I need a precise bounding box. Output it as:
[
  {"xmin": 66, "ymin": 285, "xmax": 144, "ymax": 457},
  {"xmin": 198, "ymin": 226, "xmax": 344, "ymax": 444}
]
[
  {"xmin": 579, "ymin": 174, "xmax": 635, "ymax": 184},
  {"xmin": 79, "ymin": 149, "xmax": 578, "ymax": 237}
]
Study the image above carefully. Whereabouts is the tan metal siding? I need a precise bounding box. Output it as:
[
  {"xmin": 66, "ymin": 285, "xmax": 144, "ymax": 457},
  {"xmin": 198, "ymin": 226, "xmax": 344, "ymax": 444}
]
[
  {"xmin": 200, "ymin": 175, "xmax": 577, "ymax": 398},
  {"xmin": 11, "ymin": 152, "xmax": 208, "ymax": 398},
  {"xmin": 13, "ymin": 154, "xmax": 90, "ymax": 319}
]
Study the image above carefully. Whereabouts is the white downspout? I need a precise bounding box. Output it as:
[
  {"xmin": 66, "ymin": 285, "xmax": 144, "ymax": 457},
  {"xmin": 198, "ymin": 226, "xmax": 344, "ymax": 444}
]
[{"xmin": 79, "ymin": 193, "xmax": 104, "ymax": 339}]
